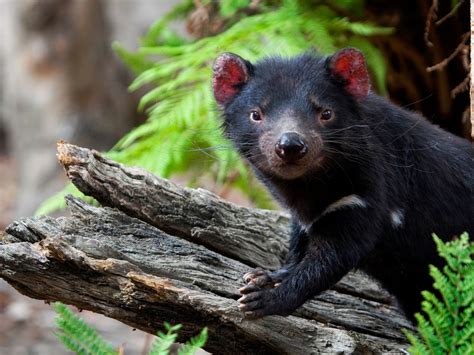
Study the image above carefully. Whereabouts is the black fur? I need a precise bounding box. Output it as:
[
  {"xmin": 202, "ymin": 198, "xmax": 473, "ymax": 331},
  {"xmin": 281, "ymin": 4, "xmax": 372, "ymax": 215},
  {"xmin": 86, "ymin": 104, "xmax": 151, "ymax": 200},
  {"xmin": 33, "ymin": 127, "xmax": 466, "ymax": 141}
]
[{"xmin": 214, "ymin": 51, "xmax": 473, "ymax": 321}]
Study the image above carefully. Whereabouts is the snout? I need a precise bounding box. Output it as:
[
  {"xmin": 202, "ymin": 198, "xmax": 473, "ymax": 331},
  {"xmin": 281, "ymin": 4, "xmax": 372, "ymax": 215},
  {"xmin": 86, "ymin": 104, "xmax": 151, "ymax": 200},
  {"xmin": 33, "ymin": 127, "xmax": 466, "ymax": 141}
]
[{"xmin": 275, "ymin": 132, "xmax": 308, "ymax": 162}]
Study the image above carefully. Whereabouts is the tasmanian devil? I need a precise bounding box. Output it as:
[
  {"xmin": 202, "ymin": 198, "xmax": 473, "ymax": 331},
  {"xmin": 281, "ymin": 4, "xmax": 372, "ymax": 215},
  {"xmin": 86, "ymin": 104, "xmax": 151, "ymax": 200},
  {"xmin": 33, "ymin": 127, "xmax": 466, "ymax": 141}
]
[{"xmin": 211, "ymin": 48, "xmax": 473, "ymax": 321}]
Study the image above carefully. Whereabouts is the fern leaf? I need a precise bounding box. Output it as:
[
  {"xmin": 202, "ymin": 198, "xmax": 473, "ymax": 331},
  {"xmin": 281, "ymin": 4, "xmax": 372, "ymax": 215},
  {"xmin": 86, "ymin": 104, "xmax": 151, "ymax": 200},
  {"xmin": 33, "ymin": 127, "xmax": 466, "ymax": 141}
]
[
  {"xmin": 35, "ymin": 184, "xmax": 96, "ymax": 217},
  {"xmin": 405, "ymin": 233, "xmax": 473, "ymax": 354},
  {"xmin": 403, "ymin": 329, "xmax": 430, "ymax": 355},
  {"xmin": 37, "ymin": 0, "xmax": 393, "ymax": 214},
  {"xmin": 149, "ymin": 322, "xmax": 182, "ymax": 355},
  {"xmin": 53, "ymin": 302, "xmax": 117, "ymax": 355},
  {"xmin": 177, "ymin": 327, "xmax": 208, "ymax": 355},
  {"xmin": 220, "ymin": 0, "xmax": 251, "ymax": 17}
]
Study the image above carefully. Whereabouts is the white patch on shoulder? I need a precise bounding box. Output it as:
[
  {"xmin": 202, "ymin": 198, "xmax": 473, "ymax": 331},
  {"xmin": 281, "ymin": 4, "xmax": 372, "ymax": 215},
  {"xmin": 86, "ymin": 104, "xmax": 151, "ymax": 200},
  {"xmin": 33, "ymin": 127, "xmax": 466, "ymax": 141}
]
[
  {"xmin": 390, "ymin": 209, "xmax": 404, "ymax": 229},
  {"xmin": 320, "ymin": 194, "xmax": 367, "ymax": 218},
  {"xmin": 301, "ymin": 195, "xmax": 367, "ymax": 232}
]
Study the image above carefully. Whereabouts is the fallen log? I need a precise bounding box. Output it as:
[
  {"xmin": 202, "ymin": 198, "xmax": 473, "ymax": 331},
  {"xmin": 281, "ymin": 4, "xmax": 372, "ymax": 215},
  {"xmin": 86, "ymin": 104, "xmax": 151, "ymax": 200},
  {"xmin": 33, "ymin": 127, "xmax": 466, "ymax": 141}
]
[{"xmin": 0, "ymin": 142, "xmax": 413, "ymax": 354}]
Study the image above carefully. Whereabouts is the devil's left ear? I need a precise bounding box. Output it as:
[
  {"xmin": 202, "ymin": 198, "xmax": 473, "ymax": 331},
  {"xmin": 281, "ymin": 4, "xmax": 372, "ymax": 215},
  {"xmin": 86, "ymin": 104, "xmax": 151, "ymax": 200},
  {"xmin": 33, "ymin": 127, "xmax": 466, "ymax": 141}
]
[
  {"xmin": 328, "ymin": 48, "xmax": 370, "ymax": 99},
  {"xmin": 212, "ymin": 52, "xmax": 252, "ymax": 106}
]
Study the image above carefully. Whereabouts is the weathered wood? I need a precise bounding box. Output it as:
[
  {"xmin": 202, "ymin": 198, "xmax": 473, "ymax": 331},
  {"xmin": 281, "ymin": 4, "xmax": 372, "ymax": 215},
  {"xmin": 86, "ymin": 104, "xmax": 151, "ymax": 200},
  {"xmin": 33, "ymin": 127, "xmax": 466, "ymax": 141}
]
[
  {"xmin": 56, "ymin": 143, "xmax": 394, "ymax": 304},
  {"xmin": 0, "ymin": 143, "xmax": 413, "ymax": 354},
  {"xmin": 57, "ymin": 142, "xmax": 289, "ymax": 271}
]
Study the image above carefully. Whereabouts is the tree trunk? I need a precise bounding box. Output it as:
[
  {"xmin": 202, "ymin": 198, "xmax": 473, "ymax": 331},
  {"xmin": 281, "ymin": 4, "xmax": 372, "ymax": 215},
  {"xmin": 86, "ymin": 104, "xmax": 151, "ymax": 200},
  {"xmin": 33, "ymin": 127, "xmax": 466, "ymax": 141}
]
[{"xmin": 0, "ymin": 143, "xmax": 413, "ymax": 354}]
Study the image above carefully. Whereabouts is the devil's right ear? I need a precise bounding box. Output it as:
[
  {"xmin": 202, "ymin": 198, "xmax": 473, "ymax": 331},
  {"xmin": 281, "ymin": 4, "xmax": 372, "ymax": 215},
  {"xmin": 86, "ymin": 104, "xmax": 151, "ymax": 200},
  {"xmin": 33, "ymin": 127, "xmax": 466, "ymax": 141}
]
[
  {"xmin": 212, "ymin": 53, "xmax": 252, "ymax": 106},
  {"xmin": 328, "ymin": 48, "xmax": 370, "ymax": 99}
]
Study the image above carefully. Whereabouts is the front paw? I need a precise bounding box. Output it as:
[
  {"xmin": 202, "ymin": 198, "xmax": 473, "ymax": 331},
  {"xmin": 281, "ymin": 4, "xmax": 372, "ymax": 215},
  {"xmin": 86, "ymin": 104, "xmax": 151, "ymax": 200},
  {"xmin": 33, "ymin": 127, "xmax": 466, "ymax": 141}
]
[
  {"xmin": 238, "ymin": 286, "xmax": 278, "ymax": 319},
  {"xmin": 242, "ymin": 267, "xmax": 278, "ymax": 289}
]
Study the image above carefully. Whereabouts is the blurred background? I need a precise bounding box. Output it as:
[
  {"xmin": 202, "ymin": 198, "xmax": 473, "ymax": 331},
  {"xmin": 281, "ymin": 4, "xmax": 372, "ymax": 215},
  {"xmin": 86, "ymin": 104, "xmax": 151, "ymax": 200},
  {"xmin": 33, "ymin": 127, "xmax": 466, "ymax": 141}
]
[
  {"xmin": 0, "ymin": 0, "xmax": 470, "ymax": 353},
  {"xmin": 0, "ymin": 1, "xmax": 178, "ymax": 353}
]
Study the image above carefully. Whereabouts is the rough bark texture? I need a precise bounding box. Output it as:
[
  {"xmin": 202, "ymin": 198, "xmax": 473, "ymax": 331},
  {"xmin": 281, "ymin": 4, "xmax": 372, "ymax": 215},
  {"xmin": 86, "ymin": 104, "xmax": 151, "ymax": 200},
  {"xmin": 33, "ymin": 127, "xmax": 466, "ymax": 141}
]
[{"xmin": 0, "ymin": 143, "xmax": 413, "ymax": 354}]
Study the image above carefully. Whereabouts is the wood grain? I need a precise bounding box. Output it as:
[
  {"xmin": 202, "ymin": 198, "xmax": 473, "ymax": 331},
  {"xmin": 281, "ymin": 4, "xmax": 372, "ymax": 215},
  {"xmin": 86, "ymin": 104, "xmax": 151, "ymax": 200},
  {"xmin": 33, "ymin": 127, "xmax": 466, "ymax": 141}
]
[{"xmin": 0, "ymin": 143, "xmax": 413, "ymax": 354}]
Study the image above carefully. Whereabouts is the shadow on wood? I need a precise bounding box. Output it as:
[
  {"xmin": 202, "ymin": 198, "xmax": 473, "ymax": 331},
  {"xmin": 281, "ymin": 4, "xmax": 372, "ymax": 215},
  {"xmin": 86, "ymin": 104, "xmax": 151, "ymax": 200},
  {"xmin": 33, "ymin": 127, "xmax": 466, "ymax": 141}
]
[{"xmin": 0, "ymin": 142, "xmax": 413, "ymax": 354}]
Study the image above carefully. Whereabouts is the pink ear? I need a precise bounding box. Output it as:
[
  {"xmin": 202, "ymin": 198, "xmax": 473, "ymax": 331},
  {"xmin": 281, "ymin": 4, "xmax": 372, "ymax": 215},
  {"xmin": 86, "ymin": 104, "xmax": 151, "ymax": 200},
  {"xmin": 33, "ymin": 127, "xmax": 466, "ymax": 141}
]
[
  {"xmin": 212, "ymin": 53, "xmax": 251, "ymax": 105},
  {"xmin": 329, "ymin": 48, "xmax": 370, "ymax": 99}
]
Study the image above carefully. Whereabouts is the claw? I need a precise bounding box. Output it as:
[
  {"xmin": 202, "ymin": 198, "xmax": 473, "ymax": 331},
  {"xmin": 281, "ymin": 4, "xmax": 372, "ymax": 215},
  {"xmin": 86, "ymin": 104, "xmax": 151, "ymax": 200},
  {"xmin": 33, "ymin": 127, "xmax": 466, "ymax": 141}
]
[
  {"xmin": 242, "ymin": 267, "xmax": 277, "ymax": 289},
  {"xmin": 243, "ymin": 267, "xmax": 265, "ymax": 284},
  {"xmin": 239, "ymin": 283, "xmax": 260, "ymax": 294},
  {"xmin": 238, "ymin": 291, "xmax": 262, "ymax": 304},
  {"xmin": 238, "ymin": 279, "xmax": 295, "ymax": 318},
  {"xmin": 238, "ymin": 287, "xmax": 270, "ymax": 318}
]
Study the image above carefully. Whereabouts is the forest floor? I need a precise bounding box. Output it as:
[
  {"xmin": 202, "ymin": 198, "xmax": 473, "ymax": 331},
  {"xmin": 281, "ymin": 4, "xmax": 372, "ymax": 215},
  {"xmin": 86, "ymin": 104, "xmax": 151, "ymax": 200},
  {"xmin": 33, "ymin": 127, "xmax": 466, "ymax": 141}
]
[{"xmin": 0, "ymin": 155, "xmax": 153, "ymax": 355}]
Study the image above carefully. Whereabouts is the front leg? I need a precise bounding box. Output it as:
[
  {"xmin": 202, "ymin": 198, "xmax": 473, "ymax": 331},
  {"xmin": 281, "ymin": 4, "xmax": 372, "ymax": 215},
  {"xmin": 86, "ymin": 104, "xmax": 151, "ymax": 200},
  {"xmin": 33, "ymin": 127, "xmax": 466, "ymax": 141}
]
[
  {"xmin": 241, "ymin": 221, "xmax": 308, "ymax": 288},
  {"xmin": 239, "ymin": 208, "xmax": 381, "ymax": 318},
  {"xmin": 239, "ymin": 254, "xmax": 340, "ymax": 318}
]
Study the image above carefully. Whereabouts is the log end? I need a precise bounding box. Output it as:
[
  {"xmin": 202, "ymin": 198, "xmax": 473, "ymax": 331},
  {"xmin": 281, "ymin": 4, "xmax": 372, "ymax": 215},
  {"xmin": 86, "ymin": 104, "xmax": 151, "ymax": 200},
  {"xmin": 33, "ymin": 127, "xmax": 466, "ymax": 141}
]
[{"xmin": 57, "ymin": 140, "xmax": 83, "ymax": 168}]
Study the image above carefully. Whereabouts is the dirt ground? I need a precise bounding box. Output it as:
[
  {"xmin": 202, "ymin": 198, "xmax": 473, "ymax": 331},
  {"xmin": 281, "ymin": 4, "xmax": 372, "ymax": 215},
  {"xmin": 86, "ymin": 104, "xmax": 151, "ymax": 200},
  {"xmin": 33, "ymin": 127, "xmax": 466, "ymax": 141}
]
[{"xmin": 0, "ymin": 155, "xmax": 154, "ymax": 355}]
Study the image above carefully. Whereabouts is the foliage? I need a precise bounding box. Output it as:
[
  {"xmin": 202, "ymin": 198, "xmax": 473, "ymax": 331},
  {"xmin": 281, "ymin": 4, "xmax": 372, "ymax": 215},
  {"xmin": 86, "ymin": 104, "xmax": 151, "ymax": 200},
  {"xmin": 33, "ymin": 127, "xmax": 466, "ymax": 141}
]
[
  {"xmin": 53, "ymin": 302, "xmax": 116, "ymax": 355},
  {"xmin": 403, "ymin": 233, "xmax": 474, "ymax": 355},
  {"xmin": 53, "ymin": 302, "xmax": 208, "ymax": 355},
  {"xmin": 37, "ymin": 0, "xmax": 393, "ymax": 215},
  {"xmin": 150, "ymin": 323, "xmax": 208, "ymax": 355},
  {"xmin": 218, "ymin": 0, "xmax": 252, "ymax": 17},
  {"xmin": 35, "ymin": 184, "xmax": 96, "ymax": 217}
]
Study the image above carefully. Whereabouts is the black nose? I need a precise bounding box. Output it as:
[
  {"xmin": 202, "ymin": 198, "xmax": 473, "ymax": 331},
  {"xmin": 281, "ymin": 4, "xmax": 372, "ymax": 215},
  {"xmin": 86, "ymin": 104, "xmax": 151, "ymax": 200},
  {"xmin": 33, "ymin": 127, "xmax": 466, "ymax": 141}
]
[{"xmin": 275, "ymin": 132, "xmax": 308, "ymax": 162}]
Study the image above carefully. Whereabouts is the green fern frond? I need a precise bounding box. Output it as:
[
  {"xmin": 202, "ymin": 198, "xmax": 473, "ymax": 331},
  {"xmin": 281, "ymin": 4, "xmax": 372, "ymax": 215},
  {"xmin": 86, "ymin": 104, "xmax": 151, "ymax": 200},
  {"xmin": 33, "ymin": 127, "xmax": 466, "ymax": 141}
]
[
  {"xmin": 177, "ymin": 327, "xmax": 208, "ymax": 355},
  {"xmin": 35, "ymin": 184, "xmax": 96, "ymax": 216},
  {"xmin": 149, "ymin": 323, "xmax": 208, "ymax": 355},
  {"xmin": 404, "ymin": 331, "xmax": 430, "ymax": 355},
  {"xmin": 220, "ymin": 0, "xmax": 252, "ymax": 16},
  {"xmin": 37, "ymin": 0, "xmax": 392, "ymax": 214},
  {"xmin": 328, "ymin": 17, "xmax": 394, "ymax": 36},
  {"xmin": 56, "ymin": 334, "xmax": 87, "ymax": 355},
  {"xmin": 53, "ymin": 304, "xmax": 208, "ymax": 355},
  {"xmin": 141, "ymin": 0, "xmax": 193, "ymax": 47},
  {"xmin": 149, "ymin": 322, "xmax": 182, "ymax": 355},
  {"xmin": 112, "ymin": 43, "xmax": 154, "ymax": 75},
  {"xmin": 110, "ymin": 0, "xmax": 393, "ymax": 206},
  {"xmin": 403, "ymin": 232, "xmax": 473, "ymax": 355},
  {"xmin": 53, "ymin": 302, "xmax": 117, "ymax": 355}
]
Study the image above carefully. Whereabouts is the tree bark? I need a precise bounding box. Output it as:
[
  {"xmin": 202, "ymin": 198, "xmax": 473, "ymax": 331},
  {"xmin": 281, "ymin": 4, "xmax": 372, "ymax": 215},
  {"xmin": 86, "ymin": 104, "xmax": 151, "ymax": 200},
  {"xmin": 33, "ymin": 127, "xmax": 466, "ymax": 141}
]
[{"xmin": 0, "ymin": 143, "xmax": 413, "ymax": 354}]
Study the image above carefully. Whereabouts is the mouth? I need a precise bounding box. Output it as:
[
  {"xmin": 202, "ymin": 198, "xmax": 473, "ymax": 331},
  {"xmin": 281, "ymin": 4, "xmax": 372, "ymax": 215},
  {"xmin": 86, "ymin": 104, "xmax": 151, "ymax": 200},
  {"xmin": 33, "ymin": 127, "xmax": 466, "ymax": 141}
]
[
  {"xmin": 269, "ymin": 160, "xmax": 309, "ymax": 179},
  {"xmin": 266, "ymin": 154, "xmax": 325, "ymax": 180}
]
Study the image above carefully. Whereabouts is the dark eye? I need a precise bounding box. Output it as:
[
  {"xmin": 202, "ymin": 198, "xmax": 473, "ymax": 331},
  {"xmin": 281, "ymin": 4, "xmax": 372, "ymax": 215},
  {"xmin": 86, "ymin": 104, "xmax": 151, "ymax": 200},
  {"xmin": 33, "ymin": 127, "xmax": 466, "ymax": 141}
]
[
  {"xmin": 320, "ymin": 109, "xmax": 333, "ymax": 121},
  {"xmin": 249, "ymin": 110, "xmax": 262, "ymax": 122}
]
